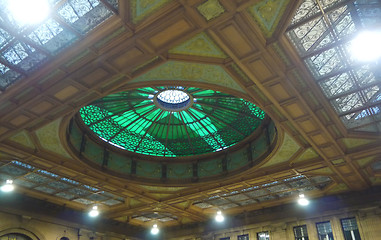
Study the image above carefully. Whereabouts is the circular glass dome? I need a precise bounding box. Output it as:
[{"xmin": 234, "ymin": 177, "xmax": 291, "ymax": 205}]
[{"xmin": 79, "ymin": 86, "xmax": 266, "ymax": 157}]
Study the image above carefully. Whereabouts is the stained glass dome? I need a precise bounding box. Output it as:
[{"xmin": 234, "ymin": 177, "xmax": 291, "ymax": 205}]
[{"xmin": 79, "ymin": 86, "xmax": 266, "ymax": 157}]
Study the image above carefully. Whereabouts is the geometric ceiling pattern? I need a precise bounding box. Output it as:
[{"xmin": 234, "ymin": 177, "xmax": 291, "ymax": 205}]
[
  {"xmin": 0, "ymin": 0, "xmax": 381, "ymax": 237},
  {"xmin": 287, "ymin": 0, "xmax": 381, "ymax": 132},
  {"xmin": 169, "ymin": 32, "xmax": 227, "ymax": 59},
  {"xmin": 0, "ymin": 160, "xmax": 124, "ymax": 207},
  {"xmin": 0, "ymin": 0, "xmax": 118, "ymax": 91},
  {"xmin": 248, "ymin": 0, "xmax": 290, "ymax": 38},
  {"xmin": 131, "ymin": 0, "xmax": 172, "ymax": 23},
  {"xmin": 193, "ymin": 175, "xmax": 333, "ymax": 211}
]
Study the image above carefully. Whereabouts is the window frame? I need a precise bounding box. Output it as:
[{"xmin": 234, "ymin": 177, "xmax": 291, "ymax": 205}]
[
  {"xmin": 340, "ymin": 217, "xmax": 362, "ymax": 240},
  {"xmin": 316, "ymin": 221, "xmax": 334, "ymax": 240},
  {"xmin": 257, "ymin": 231, "xmax": 270, "ymax": 240},
  {"xmin": 293, "ymin": 225, "xmax": 309, "ymax": 240}
]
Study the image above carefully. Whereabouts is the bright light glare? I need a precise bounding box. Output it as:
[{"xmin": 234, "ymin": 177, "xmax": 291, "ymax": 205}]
[
  {"xmin": 1, "ymin": 180, "xmax": 14, "ymax": 192},
  {"xmin": 298, "ymin": 194, "xmax": 310, "ymax": 206},
  {"xmin": 215, "ymin": 210, "xmax": 224, "ymax": 222},
  {"xmin": 151, "ymin": 224, "xmax": 159, "ymax": 235},
  {"xmin": 88, "ymin": 206, "xmax": 99, "ymax": 217},
  {"xmin": 7, "ymin": 0, "xmax": 51, "ymax": 25},
  {"xmin": 157, "ymin": 90, "xmax": 189, "ymax": 104},
  {"xmin": 350, "ymin": 31, "xmax": 381, "ymax": 62}
]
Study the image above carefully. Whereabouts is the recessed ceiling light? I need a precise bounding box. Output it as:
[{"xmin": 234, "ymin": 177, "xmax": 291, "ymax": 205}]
[
  {"xmin": 7, "ymin": 0, "xmax": 51, "ymax": 25},
  {"xmin": 350, "ymin": 30, "xmax": 381, "ymax": 62}
]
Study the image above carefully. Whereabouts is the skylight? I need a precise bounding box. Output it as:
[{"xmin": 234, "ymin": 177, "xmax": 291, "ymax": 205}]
[
  {"xmin": 0, "ymin": 160, "xmax": 124, "ymax": 206},
  {"xmin": 0, "ymin": 0, "xmax": 118, "ymax": 91},
  {"xmin": 287, "ymin": 0, "xmax": 381, "ymax": 132}
]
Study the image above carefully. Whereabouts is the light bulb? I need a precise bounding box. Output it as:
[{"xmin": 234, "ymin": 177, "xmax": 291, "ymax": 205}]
[
  {"xmin": 1, "ymin": 180, "xmax": 14, "ymax": 192},
  {"xmin": 88, "ymin": 206, "xmax": 99, "ymax": 217},
  {"xmin": 298, "ymin": 194, "xmax": 310, "ymax": 206},
  {"xmin": 151, "ymin": 224, "xmax": 159, "ymax": 235},
  {"xmin": 215, "ymin": 210, "xmax": 224, "ymax": 222}
]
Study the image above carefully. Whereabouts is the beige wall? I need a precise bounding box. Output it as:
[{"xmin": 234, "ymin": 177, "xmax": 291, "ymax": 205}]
[
  {"xmin": 0, "ymin": 211, "xmax": 131, "ymax": 240},
  {"xmin": 170, "ymin": 206, "xmax": 381, "ymax": 240},
  {"xmin": 1, "ymin": 205, "xmax": 381, "ymax": 240}
]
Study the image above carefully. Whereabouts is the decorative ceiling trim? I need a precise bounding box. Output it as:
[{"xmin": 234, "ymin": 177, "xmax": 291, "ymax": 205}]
[
  {"xmin": 35, "ymin": 118, "xmax": 71, "ymax": 158},
  {"xmin": 8, "ymin": 130, "xmax": 35, "ymax": 149},
  {"xmin": 197, "ymin": 0, "xmax": 225, "ymax": 21},
  {"xmin": 130, "ymin": 60, "xmax": 246, "ymax": 93},
  {"xmin": 247, "ymin": 0, "xmax": 290, "ymax": 38},
  {"xmin": 131, "ymin": 0, "xmax": 173, "ymax": 24}
]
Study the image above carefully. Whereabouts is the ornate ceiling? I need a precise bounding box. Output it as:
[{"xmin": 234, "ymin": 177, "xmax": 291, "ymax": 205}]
[{"xmin": 0, "ymin": 0, "xmax": 380, "ymax": 238}]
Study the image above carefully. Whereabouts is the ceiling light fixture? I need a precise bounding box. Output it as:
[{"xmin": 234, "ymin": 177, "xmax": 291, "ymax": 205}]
[
  {"xmin": 88, "ymin": 205, "xmax": 99, "ymax": 218},
  {"xmin": 298, "ymin": 193, "xmax": 310, "ymax": 206},
  {"xmin": 215, "ymin": 210, "xmax": 224, "ymax": 222},
  {"xmin": 151, "ymin": 224, "xmax": 159, "ymax": 235},
  {"xmin": 7, "ymin": 0, "xmax": 51, "ymax": 25},
  {"xmin": 350, "ymin": 30, "xmax": 381, "ymax": 62},
  {"xmin": 1, "ymin": 179, "xmax": 14, "ymax": 192}
]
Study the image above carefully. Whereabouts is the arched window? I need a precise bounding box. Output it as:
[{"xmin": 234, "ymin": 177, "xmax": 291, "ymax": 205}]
[{"xmin": 0, "ymin": 233, "xmax": 33, "ymax": 240}]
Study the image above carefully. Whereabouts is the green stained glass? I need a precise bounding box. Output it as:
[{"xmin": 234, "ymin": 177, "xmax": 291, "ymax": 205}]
[{"xmin": 79, "ymin": 86, "xmax": 266, "ymax": 157}]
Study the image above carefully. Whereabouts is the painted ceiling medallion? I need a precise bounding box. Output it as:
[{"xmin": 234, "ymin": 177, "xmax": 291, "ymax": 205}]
[
  {"xmin": 197, "ymin": 0, "xmax": 225, "ymax": 21},
  {"xmin": 248, "ymin": 0, "xmax": 290, "ymax": 37},
  {"xmin": 79, "ymin": 86, "xmax": 266, "ymax": 157}
]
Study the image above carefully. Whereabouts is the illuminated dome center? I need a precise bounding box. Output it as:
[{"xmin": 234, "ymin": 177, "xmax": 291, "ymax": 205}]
[
  {"xmin": 155, "ymin": 89, "xmax": 192, "ymax": 111},
  {"xmin": 157, "ymin": 90, "xmax": 189, "ymax": 104}
]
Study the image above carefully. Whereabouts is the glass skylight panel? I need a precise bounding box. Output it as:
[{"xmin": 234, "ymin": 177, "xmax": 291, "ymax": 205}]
[
  {"xmin": 319, "ymin": 72, "xmax": 353, "ymax": 97},
  {"xmin": 0, "ymin": 67, "xmax": 21, "ymax": 89},
  {"xmin": 0, "ymin": 165, "xmax": 28, "ymax": 176},
  {"xmin": 288, "ymin": 0, "xmax": 381, "ymax": 131},
  {"xmin": 58, "ymin": 0, "xmax": 113, "ymax": 34},
  {"xmin": 28, "ymin": 19, "xmax": 77, "ymax": 54},
  {"xmin": 35, "ymin": 185, "xmax": 56, "ymax": 194},
  {"xmin": 58, "ymin": 0, "xmax": 100, "ymax": 24},
  {"xmin": 14, "ymin": 179, "xmax": 36, "ymax": 188},
  {"xmin": 290, "ymin": 0, "xmax": 320, "ymax": 25},
  {"xmin": 329, "ymin": 6, "xmax": 356, "ymax": 39},
  {"xmin": 289, "ymin": 17, "xmax": 332, "ymax": 55},
  {"xmin": 0, "ymin": 28, "xmax": 12, "ymax": 48},
  {"xmin": 306, "ymin": 47, "xmax": 344, "ymax": 78},
  {"xmin": 47, "ymin": 181, "xmax": 70, "ymax": 190},
  {"xmin": 0, "ymin": 0, "xmax": 117, "ymax": 90},
  {"xmin": 2, "ymin": 41, "xmax": 48, "ymax": 72},
  {"xmin": 333, "ymin": 92, "xmax": 364, "ymax": 114},
  {"xmin": 355, "ymin": 0, "xmax": 381, "ymax": 26},
  {"xmin": 73, "ymin": 198, "xmax": 93, "ymax": 205},
  {"xmin": 0, "ymin": 160, "xmax": 123, "ymax": 207},
  {"xmin": 55, "ymin": 192, "xmax": 76, "ymax": 200}
]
